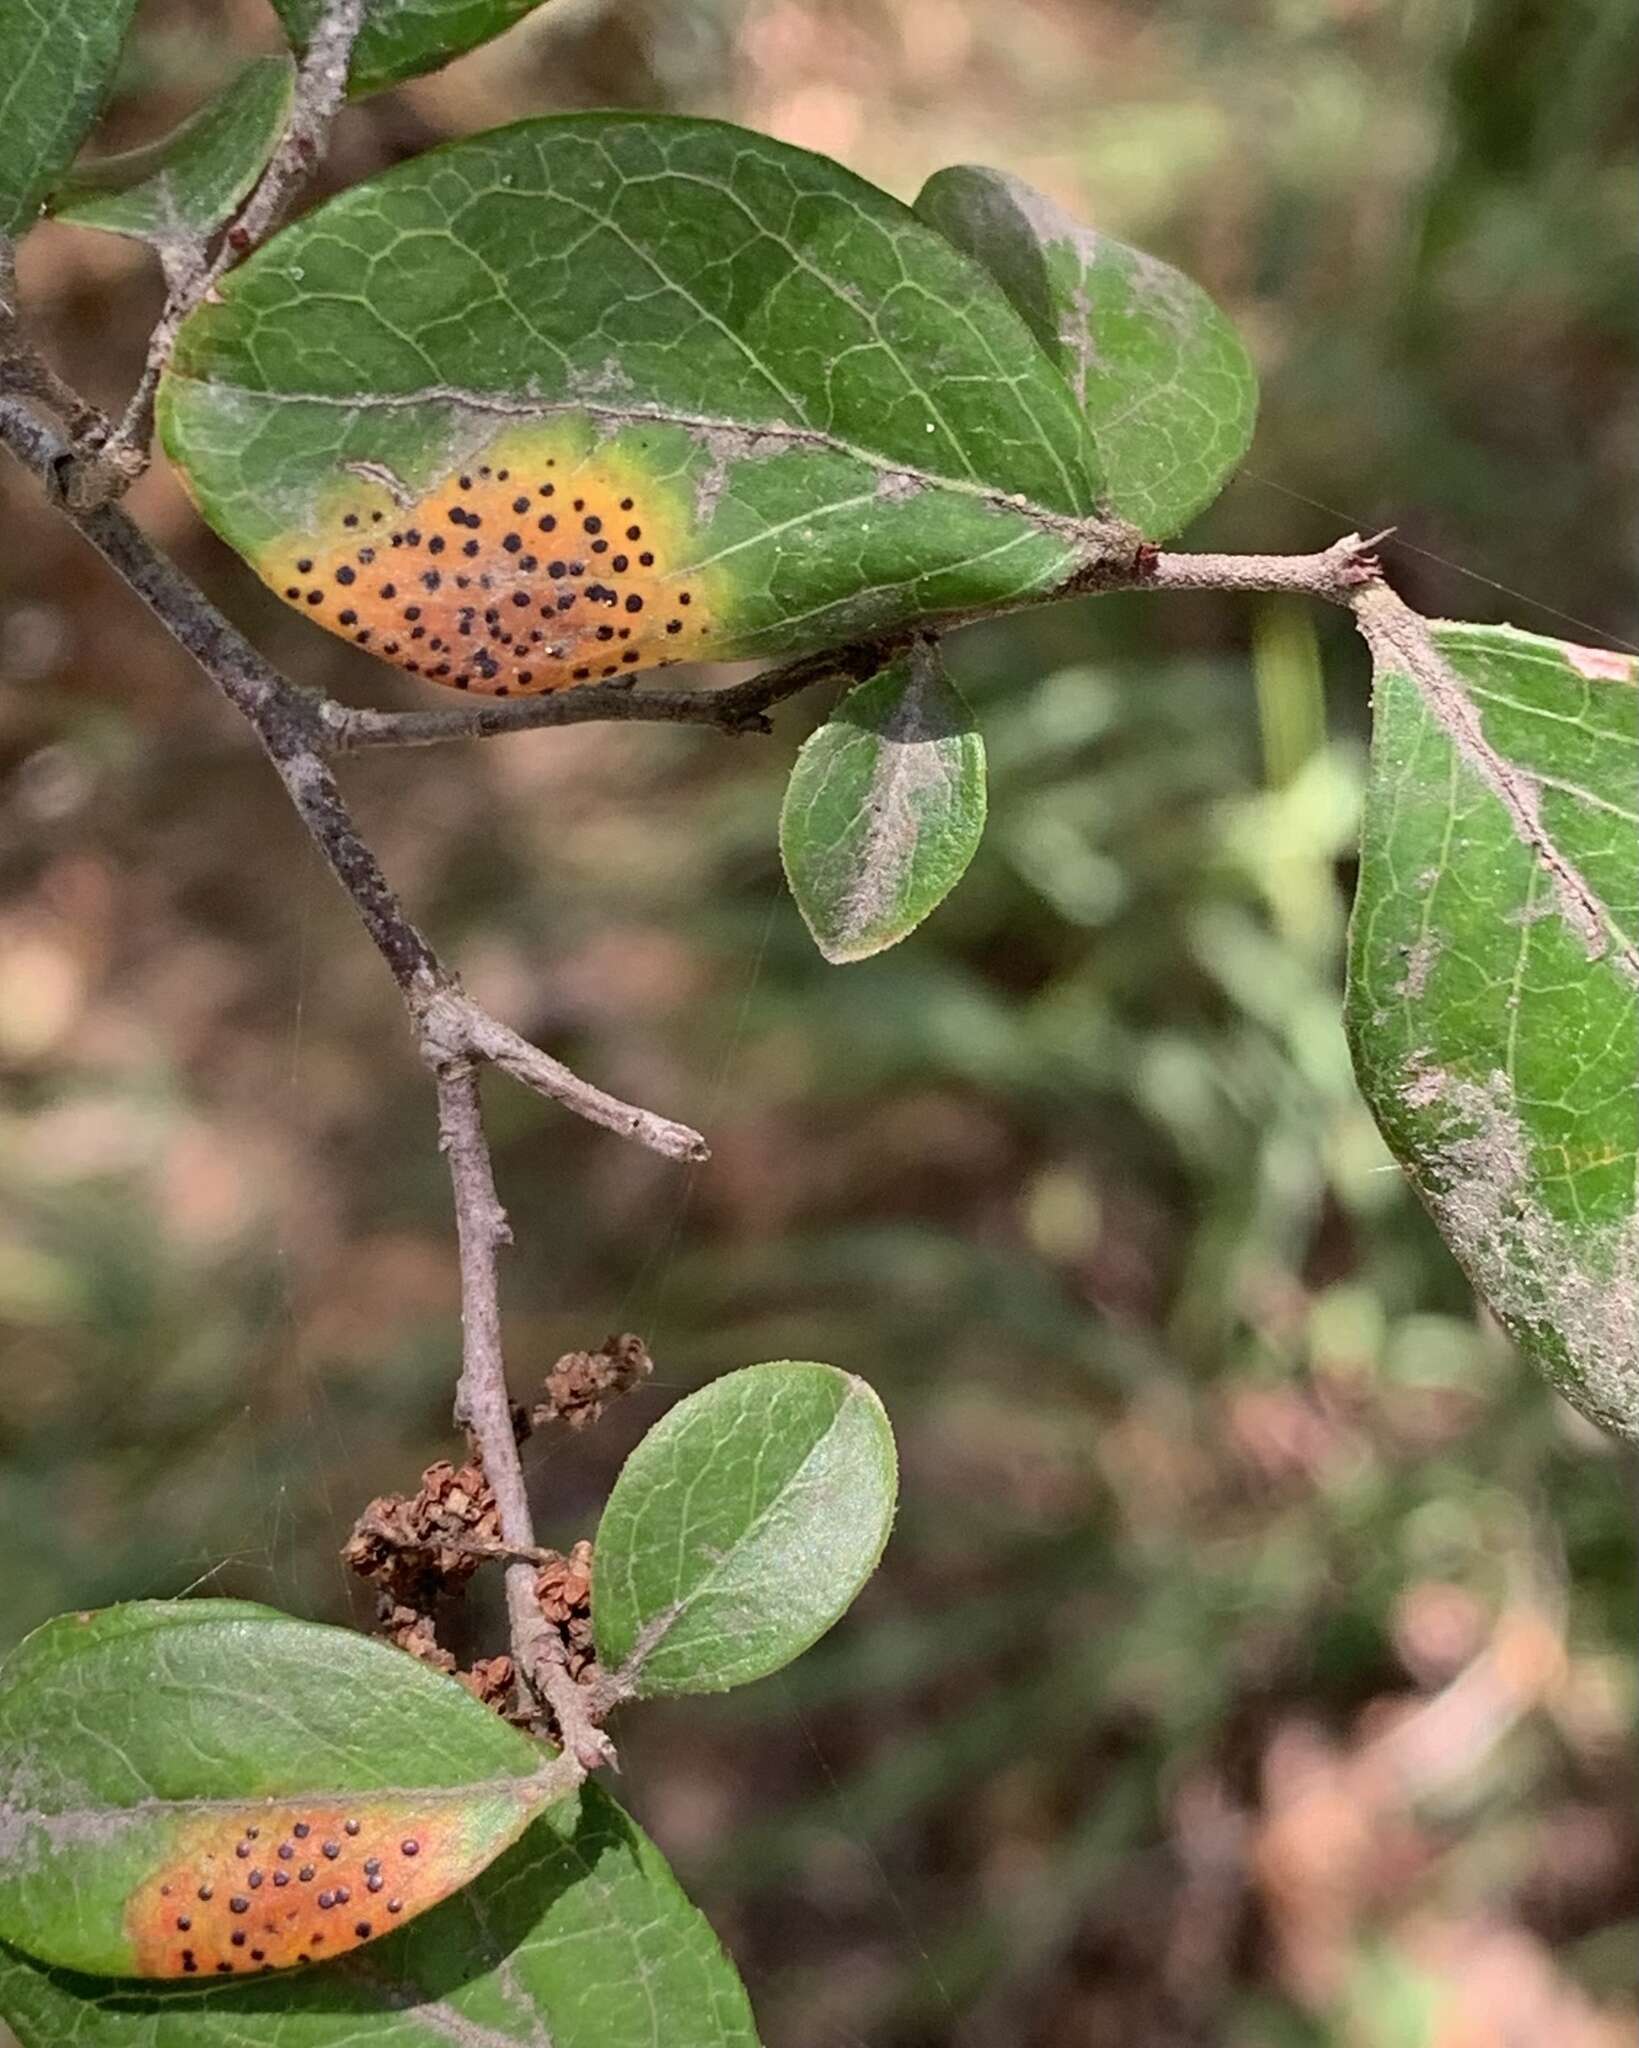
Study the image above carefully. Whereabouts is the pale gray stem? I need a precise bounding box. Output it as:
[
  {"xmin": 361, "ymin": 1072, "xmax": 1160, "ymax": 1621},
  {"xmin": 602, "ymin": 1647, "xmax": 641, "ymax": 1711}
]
[{"xmin": 437, "ymin": 1066, "xmax": 616, "ymax": 1771}]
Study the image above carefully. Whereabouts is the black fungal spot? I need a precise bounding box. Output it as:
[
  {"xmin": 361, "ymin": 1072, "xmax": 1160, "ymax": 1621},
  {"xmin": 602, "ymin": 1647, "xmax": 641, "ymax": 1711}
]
[
  {"xmin": 182, "ymin": 1953, "xmax": 198, "ymax": 1973},
  {"xmin": 679, "ymin": 591, "xmax": 692, "ymax": 604},
  {"xmin": 622, "ymin": 649, "xmax": 640, "ymax": 663},
  {"xmin": 666, "ymin": 620, "xmax": 682, "ymax": 634},
  {"xmin": 512, "ymin": 497, "xmax": 530, "ymax": 514},
  {"xmin": 458, "ymin": 475, "xmax": 472, "ymax": 490},
  {"xmin": 339, "ymin": 608, "xmax": 357, "ymax": 626},
  {"xmin": 547, "ymin": 560, "xmax": 567, "ymax": 578},
  {"xmin": 251, "ymin": 1949, "xmax": 266, "ymax": 1963},
  {"xmin": 639, "ymin": 551, "xmax": 654, "ymax": 566},
  {"xmin": 216, "ymin": 1962, "xmax": 234, "ymax": 1975},
  {"xmin": 620, "ymin": 498, "xmax": 634, "ymax": 511},
  {"xmin": 273, "ymin": 1871, "xmax": 290, "ymax": 1888},
  {"xmin": 235, "ymin": 1843, "xmax": 252, "ymax": 1859},
  {"xmin": 198, "ymin": 1885, "xmax": 214, "ymax": 1901},
  {"xmin": 355, "ymin": 1922, "xmax": 373, "ymax": 1939},
  {"xmin": 502, "ymin": 533, "xmax": 522, "ymax": 553},
  {"xmin": 295, "ymin": 560, "xmax": 313, "ymax": 574},
  {"xmin": 380, "ymin": 582, "xmax": 397, "ymax": 599},
  {"xmin": 428, "ymin": 535, "xmax": 445, "ymax": 554},
  {"xmin": 404, "ymin": 605, "xmax": 421, "ymax": 621},
  {"xmin": 230, "ymin": 1898, "xmax": 249, "ymax": 1915},
  {"xmin": 358, "ymin": 547, "xmax": 376, "ymax": 564},
  {"xmin": 512, "ymin": 591, "xmax": 531, "ymax": 608},
  {"xmin": 318, "ymin": 1891, "xmax": 335, "ymax": 1910},
  {"xmin": 176, "ymin": 1916, "xmax": 191, "ymax": 1932},
  {"xmin": 248, "ymin": 1871, "xmax": 264, "ymax": 1890},
  {"xmin": 583, "ymin": 515, "xmax": 602, "ymax": 535},
  {"xmin": 299, "ymin": 1865, "xmax": 316, "ymax": 1882},
  {"xmin": 612, "ymin": 554, "xmax": 629, "ymax": 572},
  {"xmin": 284, "ymin": 587, "xmax": 300, "ymax": 600},
  {"xmin": 591, "ymin": 538, "xmax": 609, "ymax": 554},
  {"xmin": 596, "ymin": 626, "xmax": 615, "ymax": 642},
  {"xmin": 305, "ymin": 590, "xmax": 323, "ymax": 606},
  {"xmin": 343, "ymin": 514, "xmax": 359, "ymax": 529},
  {"xmin": 626, "ymin": 526, "xmax": 642, "ymax": 541},
  {"xmin": 463, "ymin": 539, "xmax": 480, "ymax": 557},
  {"xmin": 421, "ymin": 571, "xmax": 441, "ymax": 591},
  {"xmin": 388, "ymin": 1899, "xmax": 405, "ymax": 1914},
  {"xmin": 572, "ymin": 498, "xmax": 585, "ymax": 512},
  {"xmin": 538, "ymin": 513, "xmax": 557, "ymax": 533},
  {"xmin": 625, "ymin": 594, "xmax": 643, "ymax": 613},
  {"xmin": 231, "ymin": 1932, "xmax": 247, "ymax": 1949}
]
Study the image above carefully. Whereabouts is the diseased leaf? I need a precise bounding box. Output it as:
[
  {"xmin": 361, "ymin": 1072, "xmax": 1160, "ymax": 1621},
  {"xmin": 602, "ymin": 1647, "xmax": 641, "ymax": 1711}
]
[
  {"xmin": 157, "ymin": 114, "xmax": 1129, "ymax": 701},
  {"xmin": 0, "ymin": 1782, "xmax": 758, "ymax": 2048},
  {"xmin": 780, "ymin": 642, "xmax": 987, "ymax": 962},
  {"xmin": 51, "ymin": 58, "xmax": 295, "ymax": 248},
  {"xmin": 1346, "ymin": 607, "xmax": 1638, "ymax": 1436},
  {"xmin": 593, "ymin": 1361, "xmax": 897, "ymax": 1697},
  {"xmin": 0, "ymin": 1601, "xmax": 567, "ymax": 1977},
  {"xmin": 0, "ymin": 0, "xmax": 141, "ymax": 236},
  {"xmin": 271, "ymin": 0, "xmax": 553, "ymax": 97},
  {"xmin": 916, "ymin": 164, "xmax": 1257, "ymax": 538}
]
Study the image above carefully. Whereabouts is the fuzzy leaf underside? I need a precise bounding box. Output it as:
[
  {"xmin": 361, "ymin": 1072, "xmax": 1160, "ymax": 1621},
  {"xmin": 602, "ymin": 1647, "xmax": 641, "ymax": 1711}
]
[
  {"xmin": 915, "ymin": 163, "xmax": 1257, "ymax": 538},
  {"xmin": 51, "ymin": 58, "xmax": 296, "ymax": 245},
  {"xmin": 593, "ymin": 1362, "xmax": 897, "ymax": 1697},
  {"xmin": 270, "ymin": 0, "xmax": 553, "ymax": 96},
  {"xmin": 0, "ymin": 0, "xmax": 140, "ymax": 234},
  {"xmin": 0, "ymin": 1602, "xmax": 558, "ymax": 1977},
  {"xmin": 0, "ymin": 1781, "xmax": 758, "ymax": 2048},
  {"xmin": 157, "ymin": 115, "xmax": 1124, "ymax": 700},
  {"xmin": 780, "ymin": 643, "xmax": 988, "ymax": 962},
  {"xmin": 1346, "ymin": 614, "xmax": 1638, "ymax": 1436}
]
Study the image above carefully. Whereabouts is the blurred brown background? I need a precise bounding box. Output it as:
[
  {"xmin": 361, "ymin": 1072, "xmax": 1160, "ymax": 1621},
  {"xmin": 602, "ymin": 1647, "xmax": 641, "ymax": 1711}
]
[{"xmin": 2, "ymin": 2, "xmax": 1637, "ymax": 2043}]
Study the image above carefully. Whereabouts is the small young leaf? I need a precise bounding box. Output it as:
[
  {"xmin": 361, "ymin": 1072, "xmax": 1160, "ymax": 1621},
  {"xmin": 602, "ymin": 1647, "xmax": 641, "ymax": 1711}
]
[
  {"xmin": 157, "ymin": 114, "xmax": 1126, "ymax": 701},
  {"xmin": 593, "ymin": 1361, "xmax": 897, "ymax": 1697},
  {"xmin": 780, "ymin": 642, "xmax": 987, "ymax": 963},
  {"xmin": 270, "ymin": 0, "xmax": 553, "ymax": 97},
  {"xmin": 50, "ymin": 58, "xmax": 296, "ymax": 248},
  {"xmin": 1346, "ymin": 614, "xmax": 1637, "ymax": 1436},
  {"xmin": 0, "ymin": 0, "xmax": 141, "ymax": 236},
  {"xmin": 0, "ymin": 1782, "xmax": 757, "ymax": 2047},
  {"xmin": 0, "ymin": 1601, "xmax": 568, "ymax": 1977},
  {"xmin": 916, "ymin": 164, "xmax": 1257, "ymax": 538}
]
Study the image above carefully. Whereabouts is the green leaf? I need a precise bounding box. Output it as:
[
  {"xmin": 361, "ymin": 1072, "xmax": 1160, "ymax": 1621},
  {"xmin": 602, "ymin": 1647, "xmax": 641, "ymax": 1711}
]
[
  {"xmin": 271, "ymin": 0, "xmax": 553, "ymax": 97},
  {"xmin": 0, "ymin": 1782, "xmax": 758, "ymax": 2048},
  {"xmin": 593, "ymin": 1361, "xmax": 897, "ymax": 1697},
  {"xmin": 157, "ymin": 114, "xmax": 1127, "ymax": 702},
  {"xmin": 1346, "ymin": 609, "xmax": 1638, "ymax": 1437},
  {"xmin": 0, "ymin": 1600, "xmax": 567, "ymax": 1977},
  {"xmin": 915, "ymin": 164, "xmax": 1257, "ymax": 538},
  {"xmin": 50, "ymin": 58, "xmax": 296, "ymax": 248},
  {"xmin": 0, "ymin": 0, "xmax": 141, "ymax": 236},
  {"xmin": 780, "ymin": 642, "xmax": 987, "ymax": 962}
]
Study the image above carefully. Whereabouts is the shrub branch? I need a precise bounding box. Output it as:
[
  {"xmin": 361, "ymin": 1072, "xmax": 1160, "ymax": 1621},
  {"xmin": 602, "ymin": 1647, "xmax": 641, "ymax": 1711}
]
[{"xmin": 1, "ymin": 201, "xmax": 1436, "ymax": 1760}]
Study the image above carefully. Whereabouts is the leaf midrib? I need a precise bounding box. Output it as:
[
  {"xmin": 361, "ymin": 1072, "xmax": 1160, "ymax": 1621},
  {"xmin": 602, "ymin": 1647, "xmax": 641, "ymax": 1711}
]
[{"xmin": 163, "ymin": 375, "xmax": 1115, "ymax": 545}]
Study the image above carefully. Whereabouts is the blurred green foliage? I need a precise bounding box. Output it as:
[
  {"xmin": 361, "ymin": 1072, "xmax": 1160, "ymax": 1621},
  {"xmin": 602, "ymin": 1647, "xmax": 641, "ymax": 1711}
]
[{"xmin": 2, "ymin": 1, "xmax": 1635, "ymax": 2042}]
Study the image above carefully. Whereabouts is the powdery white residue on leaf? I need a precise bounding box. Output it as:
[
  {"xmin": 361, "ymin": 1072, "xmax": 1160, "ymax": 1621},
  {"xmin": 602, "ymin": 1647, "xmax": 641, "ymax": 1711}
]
[{"xmin": 1399, "ymin": 1063, "xmax": 1639, "ymax": 1437}]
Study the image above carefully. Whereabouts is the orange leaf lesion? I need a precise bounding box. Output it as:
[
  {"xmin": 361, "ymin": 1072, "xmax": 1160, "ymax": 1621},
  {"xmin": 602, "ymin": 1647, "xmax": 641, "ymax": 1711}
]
[
  {"xmin": 259, "ymin": 433, "xmax": 719, "ymax": 697},
  {"xmin": 125, "ymin": 1791, "xmax": 534, "ymax": 1977}
]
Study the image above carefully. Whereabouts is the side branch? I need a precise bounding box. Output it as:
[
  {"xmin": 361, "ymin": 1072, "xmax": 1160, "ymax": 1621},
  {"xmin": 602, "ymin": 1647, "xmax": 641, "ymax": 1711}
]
[
  {"xmin": 0, "ymin": 394, "xmax": 706, "ymax": 1162},
  {"xmin": 84, "ymin": 0, "xmax": 369, "ymax": 500},
  {"xmin": 318, "ymin": 535, "xmax": 1390, "ymax": 754}
]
